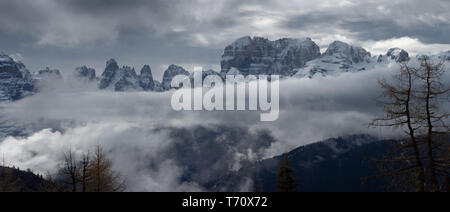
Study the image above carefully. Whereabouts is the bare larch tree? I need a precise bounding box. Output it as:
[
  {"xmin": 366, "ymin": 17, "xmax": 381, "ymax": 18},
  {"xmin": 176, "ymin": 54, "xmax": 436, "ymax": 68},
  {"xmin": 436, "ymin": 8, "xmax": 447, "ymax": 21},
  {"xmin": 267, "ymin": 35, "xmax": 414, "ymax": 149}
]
[{"xmin": 372, "ymin": 58, "xmax": 449, "ymax": 192}]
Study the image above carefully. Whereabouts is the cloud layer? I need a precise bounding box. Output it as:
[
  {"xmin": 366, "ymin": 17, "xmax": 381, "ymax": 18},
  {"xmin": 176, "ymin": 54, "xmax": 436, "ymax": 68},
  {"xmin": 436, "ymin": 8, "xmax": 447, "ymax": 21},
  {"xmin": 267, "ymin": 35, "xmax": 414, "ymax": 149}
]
[{"xmin": 0, "ymin": 61, "xmax": 428, "ymax": 191}]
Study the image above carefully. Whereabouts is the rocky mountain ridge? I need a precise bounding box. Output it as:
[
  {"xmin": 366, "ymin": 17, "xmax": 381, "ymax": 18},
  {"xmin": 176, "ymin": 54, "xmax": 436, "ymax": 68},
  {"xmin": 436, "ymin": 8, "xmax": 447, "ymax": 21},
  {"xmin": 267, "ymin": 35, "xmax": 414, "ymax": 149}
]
[
  {"xmin": 0, "ymin": 54, "xmax": 34, "ymax": 101},
  {"xmin": 209, "ymin": 135, "xmax": 393, "ymax": 192},
  {"xmin": 1, "ymin": 37, "xmax": 448, "ymax": 102}
]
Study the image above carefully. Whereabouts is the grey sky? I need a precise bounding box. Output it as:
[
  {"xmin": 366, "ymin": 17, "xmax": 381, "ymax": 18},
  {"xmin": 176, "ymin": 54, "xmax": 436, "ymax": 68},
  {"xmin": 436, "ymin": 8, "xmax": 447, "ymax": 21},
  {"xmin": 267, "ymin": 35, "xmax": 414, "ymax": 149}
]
[{"xmin": 1, "ymin": 0, "xmax": 449, "ymax": 79}]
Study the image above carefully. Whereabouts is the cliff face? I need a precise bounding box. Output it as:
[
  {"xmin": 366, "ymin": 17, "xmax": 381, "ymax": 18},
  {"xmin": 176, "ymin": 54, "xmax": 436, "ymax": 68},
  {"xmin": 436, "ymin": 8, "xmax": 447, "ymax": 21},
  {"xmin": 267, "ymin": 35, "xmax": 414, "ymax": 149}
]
[
  {"xmin": 99, "ymin": 59, "xmax": 141, "ymax": 91},
  {"xmin": 161, "ymin": 64, "xmax": 190, "ymax": 90},
  {"xmin": 0, "ymin": 54, "xmax": 34, "ymax": 102},
  {"xmin": 74, "ymin": 66, "xmax": 97, "ymax": 82},
  {"xmin": 221, "ymin": 37, "xmax": 321, "ymax": 76},
  {"xmin": 138, "ymin": 65, "xmax": 155, "ymax": 91}
]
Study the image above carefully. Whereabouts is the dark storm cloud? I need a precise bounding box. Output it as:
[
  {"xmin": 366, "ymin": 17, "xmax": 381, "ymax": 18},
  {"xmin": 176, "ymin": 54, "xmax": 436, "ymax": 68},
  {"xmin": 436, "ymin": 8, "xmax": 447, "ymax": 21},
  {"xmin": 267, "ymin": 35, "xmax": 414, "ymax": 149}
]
[
  {"xmin": 281, "ymin": 0, "xmax": 450, "ymax": 44},
  {"xmin": 60, "ymin": 0, "xmax": 158, "ymax": 12},
  {"xmin": 283, "ymin": 13, "xmax": 341, "ymax": 30},
  {"xmin": 0, "ymin": 0, "xmax": 255, "ymax": 77},
  {"xmin": 2, "ymin": 0, "xmax": 450, "ymax": 46},
  {"xmin": 0, "ymin": 0, "xmax": 449, "ymax": 77},
  {"xmin": 0, "ymin": 1, "xmax": 49, "ymax": 30},
  {"xmin": 342, "ymin": 19, "xmax": 450, "ymax": 44}
]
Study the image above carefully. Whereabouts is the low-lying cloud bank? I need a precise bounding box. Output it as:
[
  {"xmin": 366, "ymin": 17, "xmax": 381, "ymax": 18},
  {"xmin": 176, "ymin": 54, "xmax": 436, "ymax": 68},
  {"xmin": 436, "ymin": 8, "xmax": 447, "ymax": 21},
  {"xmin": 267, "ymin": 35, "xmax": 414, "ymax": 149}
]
[{"xmin": 2, "ymin": 61, "xmax": 444, "ymax": 191}]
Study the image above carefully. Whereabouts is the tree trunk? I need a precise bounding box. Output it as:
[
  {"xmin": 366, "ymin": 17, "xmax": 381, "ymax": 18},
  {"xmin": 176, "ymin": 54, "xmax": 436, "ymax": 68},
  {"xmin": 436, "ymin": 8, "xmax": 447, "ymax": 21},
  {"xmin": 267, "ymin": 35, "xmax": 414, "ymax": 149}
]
[
  {"xmin": 424, "ymin": 68, "xmax": 440, "ymax": 192},
  {"xmin": 405, "ymin": 71, "xmax": 426, "ymax": 192}
]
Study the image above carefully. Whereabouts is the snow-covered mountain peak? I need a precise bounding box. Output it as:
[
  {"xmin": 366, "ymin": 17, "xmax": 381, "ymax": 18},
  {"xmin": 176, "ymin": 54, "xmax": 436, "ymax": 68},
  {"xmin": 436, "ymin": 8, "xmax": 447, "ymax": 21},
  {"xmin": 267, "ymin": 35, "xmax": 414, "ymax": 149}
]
[
  {"xmin": 74, "ymin": 66, "xmax": 97, "ymax": 81},
  {"xmin": 1, "ymin": 37, "xmax": 449, "ymax": 101},
  {"xmin": 386, "ymin": 48, "xmax": 410, "ymax": 62},
  {"xmin": 99, "ymin": 59, "xmax": 140, "ymax": 91},
  {"xmin": 140, "ymin": 65, "xmax": 152, "ymax": 76},
  {"xmin": 36, "ymin": 67, "xmax": 63, "ymax": 80},
  {"xmin": 438, "ymin": 51, "xmax": 450, "ymax": 61},
  {"xmin": 294, "ymin": 41, "xmax": 373, "ymax": 78},
  {"xmin": 120, "ymin": 66, "xmax": 137, "ymax": 76},
  {"xmin": 99, "ymin": 59, "xmax": 118, "ymax": 89},
  {"xmin": 167, "ymin": 64, "xmax": 188, "ymax": 73},
  {"xmin": 221, "ymin": 36, "xmax": 321, "ymax": 76},
  {"xmin": 138, "ymin": 65, "xmax": 155, "ymax": 91},
  {"xmin": 0, "ymin": 54, "xmax": 27, "ymax": 71},
  {"xmin": 189, "ymin": 69, "xmax": 223, "ymax": 88},
  {"xmin": 376, "ymin": 48, "xmax": 410, "ymax": 63},
  {"xmin": 226, "ymin": 67, "xmax": 242, "ymax": 76},
  {"xmin": 189, "ymin": 69, "xmax": 221, "ymax": 79},
  {"xmin": 0, "ymin": 54, "xmax": 34, "ymax": 101},
  {"xmin": 106, "ymin": 59, "xmax": 119, "ymax": 70},
  {"xmin": 0, "ymin": 54, "xmax": 14, "ymax": 63},
  {"xmin": 230, "ymin": 36, "xmax": 252, "ymax": 48},
  {"xmin": 162, "ymin": 64, "xmax": 190, "ymax": 90},
  {"xmin": 324, "ymin": 41, "xmax": 350, "ymax": 53},
  {"xmin": 324, "ymin": 41, "xmax": 371, "ymax": 64}
]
